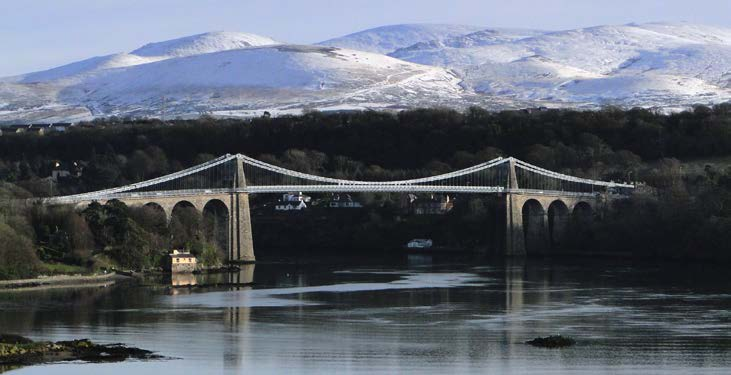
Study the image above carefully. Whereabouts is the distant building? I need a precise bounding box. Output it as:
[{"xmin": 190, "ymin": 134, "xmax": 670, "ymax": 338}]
[
  {"xmin": 413, "ymin": 194, "xmax": 454, "ymax": 215},
  {"xmin": 51, "ymin": 122, "xmax": 73, "ymax": 132},
  {"xmin": 521, "ymin": 107, "xmax": 551, "ymax": 114},
  {"xmin": 50, "ymin": 161, "xmax": 83, "ymax": 181},
  {"xmin": 51, "ymin": 169, "xmax": 71, "ymax": 181},
  {"xmin": 28, "ymin": 124, "xmax": 53, "ymax": 135},
  {"xmin": 328, "ymin": 194, "xmax": 363, "ymax": 208},
  {"xmin": 8, "ymin": 125, "xmax": 28, "ymax": 133},
  {"xmin": 282, "ymin": 192, "xmax": 311, "ymax": 203},
  {"xmin": 2, "ymin": 123, "xmax": 74, "ymax": 135},
  {"xmin": 275, "ymin": 200, "xmax": 307, "ymax": 211},
  {"xmin": 167, "ymin": 250, "xmax": 197, "ymax": 273}
]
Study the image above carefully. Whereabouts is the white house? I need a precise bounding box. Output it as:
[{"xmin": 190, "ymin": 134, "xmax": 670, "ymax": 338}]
[
  {"xmin": 275, "ymin": 201, "xmax": 307, "ymax": 211},
  {"xmin": 282, "ymin": 192, "xmax": 311, "ymax": 203},
  {"xmin": 328, "ymin": 194, "xmax": 363, "ymax": 208},
  {"xmin": 413, "ymin": 194, "xmax": 454, "ymax": 215}
]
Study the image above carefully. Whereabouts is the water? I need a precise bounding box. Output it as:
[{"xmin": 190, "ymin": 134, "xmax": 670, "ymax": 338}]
[{"xmin": 1, "ymin": 255, "xmax": 730, "ymax": 374}]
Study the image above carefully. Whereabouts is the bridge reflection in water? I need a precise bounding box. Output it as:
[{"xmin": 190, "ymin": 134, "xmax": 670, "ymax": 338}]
[
  {"xmin": 170, "ymin": 264, "xmax": 256, "ymax": 289},
  {"xmin": 216, "ymin": 258, "xmax": 588, "ymax": 371},
  {"xmin": 40, "ymin": 154, "xmax": 633, "ymax": 260}
]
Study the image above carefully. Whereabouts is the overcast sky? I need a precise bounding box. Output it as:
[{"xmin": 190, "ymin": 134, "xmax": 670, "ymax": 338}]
[{"xmin": 1, "ymin": 0, "xmax": 730, "ymax": 76}]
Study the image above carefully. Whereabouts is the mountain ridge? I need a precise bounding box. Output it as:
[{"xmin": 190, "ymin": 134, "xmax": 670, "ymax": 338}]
[{"xmin": 1, "ymin": 22, "xmax": 730, "ymax": 123}]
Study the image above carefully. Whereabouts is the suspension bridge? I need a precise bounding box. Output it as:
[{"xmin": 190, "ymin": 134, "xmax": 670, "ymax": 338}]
[{"xmin": 41, "ymin": 154, "xmax": 634, "ymax": 260}]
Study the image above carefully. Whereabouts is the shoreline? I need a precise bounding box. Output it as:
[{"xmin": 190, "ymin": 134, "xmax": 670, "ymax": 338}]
[
  {"xmin": 0, "ymin": 273, "xmax": 130, "ymax": 291},
  {"xmin": 0, "ymin": 335, "xmax": 163, "ymax": 369}
]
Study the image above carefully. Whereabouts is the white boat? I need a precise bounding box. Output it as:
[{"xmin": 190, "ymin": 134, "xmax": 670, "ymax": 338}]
[{"xmin": 406, "ymin": 239, "xmax": 433, "ymax": 249}]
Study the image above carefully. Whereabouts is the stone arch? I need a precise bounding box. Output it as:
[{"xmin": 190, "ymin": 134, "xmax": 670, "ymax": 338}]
[
  {"xmin": 547, "ymin": 200, "xmax": 569, "ymax": 249},
  {"xmin": 572, "ymin": 201, "xmax": 593, "ymax": 223},
  {"xmin": 203, "ymin": 199, "xmax": 230, "ymax": 259},
  {"xmin": 123, "ymin": 202, "xmax": 169, "ymax": 236},
  {"xmin": 170, "ymin": 200, "xmax": 201, "ymax": 249},
  {"xmin": 171, "ymin": 200, "xmax": 196, "ymax": 213},
  {"xmin": 143, "ymin": 202, "xmax": 169, "ymax": 222},
  {"xmin": 521, "ymin": 199, "xmax": 547, "ymax": 254},
  {"xmin": 569, "ymin": 201, "xmax": 594, "ymax": 247}
]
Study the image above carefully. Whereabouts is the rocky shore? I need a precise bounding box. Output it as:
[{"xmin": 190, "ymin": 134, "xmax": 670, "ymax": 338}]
[
  {"xmin": 0, "ymin": 334, "xmax": 163, "ymax": 371},
  {"xmin": 0, "ymin": 273, "xmax": 128, "ymax": 291}
]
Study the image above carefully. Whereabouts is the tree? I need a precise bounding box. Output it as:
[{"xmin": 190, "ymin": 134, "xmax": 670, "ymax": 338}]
[
  {"xmin": 199, "ymin": 242, "xmax": 221, "ymax": 267},
  {"xmin": 170, "ymin": 206, "xmax": 202, "ymax": 249},
  {"xmin": 0, "ymin": 222, "xmax": 40, "ymax": 280}
]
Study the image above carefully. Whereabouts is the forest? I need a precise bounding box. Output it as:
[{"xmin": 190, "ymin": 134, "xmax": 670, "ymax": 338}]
[{"xmin": 1, "ymin": 104, "xmax": 731, "ymax": 279}]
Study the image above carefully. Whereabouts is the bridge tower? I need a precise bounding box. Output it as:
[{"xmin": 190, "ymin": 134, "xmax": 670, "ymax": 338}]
[
  {"xmin": 504, "ymin": 158, "xmax": 530, "ymax": 256},
  {"xmin": 501, "ymin": 157, "xmax": 605, "ymax": 256},
  {"xmin": 232, "ymin": 155, "xmax": 255, "ymax": 262}
]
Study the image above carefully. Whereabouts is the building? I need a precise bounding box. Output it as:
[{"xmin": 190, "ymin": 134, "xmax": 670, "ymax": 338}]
[
  {"xmin": 413, "ymin": 194, "xmax": 454, "ymax": 215},
  {"xmin": 51, "ymin": 122, "xmax": 73, "ymax": 132},
  {"xmin": 168, "ymin": 250, "xmax": 197, "ymax": 273},
  {"xmin": 328, "ymin": 194, "xmax": 363, "ymax": 208},
  {"xmin": 275, "ymin": 200, "xmax": 307, "ymax": 211},
  {"xmin": 50, "ymin": 161, "xmax": 83, "ymax": 181},
  {"xmin": 8, "ymin": 125, "xmax": 28, "ymax": 134},
  {"xmin": 282, "ymin": 192, "xmax": 311, "ymax": 203},
  {"xmin": 1, "ymin": 123, "xmax": 73, "ymax": 136},
  {"xmin": 28, "ymin": 124, "xmax": 53, "ymax": 135}
]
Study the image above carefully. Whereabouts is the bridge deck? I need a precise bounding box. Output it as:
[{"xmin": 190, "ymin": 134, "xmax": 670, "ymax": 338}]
[
  {"xmin": 40, "ymin": 187, "xmax": 626, "ymax": 205},
  {"xmin": 37, "ymin": 154, "xmax": 635, "ymax": 206}
]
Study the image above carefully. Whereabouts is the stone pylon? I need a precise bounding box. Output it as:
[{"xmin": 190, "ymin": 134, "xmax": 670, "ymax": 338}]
[
  {"xmin": 232, "ymin": 156, "xmax": 255, "ymax": 262},
  {"xmin": 504, "ymin": 158, "xmax": 527, "ymax": 256}
]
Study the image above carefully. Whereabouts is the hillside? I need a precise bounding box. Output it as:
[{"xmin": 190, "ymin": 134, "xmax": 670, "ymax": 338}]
[
  {"xmin": 317, "ymin": 23, "xmax": 484, "ymax": 54},
  {"xmin": 393, "ymin": 22, "xmax": 731, "ymax": 106},
  {"xmin": 1, "ymin": 22, "xmax": 730, "ymax": 122},
  {"xmin": 0, "ymin": 42, "xmax": 464, "ymax": 122}
]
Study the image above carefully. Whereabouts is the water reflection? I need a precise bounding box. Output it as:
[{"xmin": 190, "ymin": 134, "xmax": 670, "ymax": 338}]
[
  {"xmin": 406, "ymin": 254, "xmax": 433, "ymax": 266},
  {"xmin": 228, "ymin": 264, "xmax": 255, "ymax": 286},
  {"xmin": 171, "ymin": 273, "xmax": 197, "ymax": 287},
  {"xmin": 222, "ymin": 266, "xmax": 256, "ymax": 371},
  {"xmin": 2, "ymin": 257, "xmax": 731, "ymax": 374},
  {"xmin": 223, "ymin": 301, "xmax": 251, "ymax": 371},
  {"xmin": 505, "ymin": 257, "xmax": 525, "ymax": 314},
  {"xmin": 168, "ymin": 264, "xmax": 256, "ymax": 288}
]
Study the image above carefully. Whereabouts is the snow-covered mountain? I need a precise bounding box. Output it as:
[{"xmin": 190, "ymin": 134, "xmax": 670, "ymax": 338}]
[
  {"xmin": 1, "ymin": 22, "xmax": 731, "ymax": 123},
  {"xmin": 391, "ymin": 22, "xmax": 731, "ymax": 106},
  {"xmin": 317, "ymin": 24, "xmax": 484, "ymax": 54},
  {"xmin": 0, "ymin": 32, "xmax": 465, "ymax": 122},
  {"xmin": 70, "ymin": 44, "xmax": 464, "ymax": 116},
  {"xmin": 3, "ymin": 32, "xmax": 280, "ymax": 84},
  {"xmin": 131, "ymin": 31, "xmax": 280, "ymax": 58}
]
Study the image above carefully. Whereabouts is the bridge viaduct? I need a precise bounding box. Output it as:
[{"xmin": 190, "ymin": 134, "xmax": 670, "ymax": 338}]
[{"xmin": 42, "ymin": 154, "xmax": 631, "ymax": 261}]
